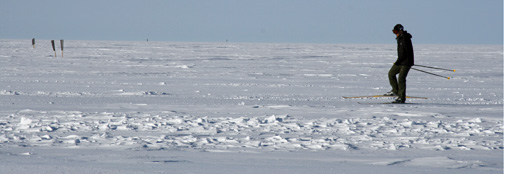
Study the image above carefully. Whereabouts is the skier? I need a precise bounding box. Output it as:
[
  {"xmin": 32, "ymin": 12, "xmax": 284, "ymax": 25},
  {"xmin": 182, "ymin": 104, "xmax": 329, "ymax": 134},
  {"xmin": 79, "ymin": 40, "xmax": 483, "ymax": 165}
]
[{"xmin": 385, "ymin": 24, "xmax": 414, "ymax": 103}]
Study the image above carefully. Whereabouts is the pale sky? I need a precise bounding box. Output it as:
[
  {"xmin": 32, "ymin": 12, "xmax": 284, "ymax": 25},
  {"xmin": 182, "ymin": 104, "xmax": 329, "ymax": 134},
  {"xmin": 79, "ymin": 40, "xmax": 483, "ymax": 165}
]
[{"xmin": 0, "ymin": 0, "xmax": 503, "ymax": 44}]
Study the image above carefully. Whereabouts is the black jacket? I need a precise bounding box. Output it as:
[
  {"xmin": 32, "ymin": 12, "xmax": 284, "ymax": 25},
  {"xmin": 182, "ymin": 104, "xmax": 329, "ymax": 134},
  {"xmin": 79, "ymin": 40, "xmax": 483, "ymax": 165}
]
[{"xmin": 395, "ymin": 31, "xmax": 414, "ymax": 66}]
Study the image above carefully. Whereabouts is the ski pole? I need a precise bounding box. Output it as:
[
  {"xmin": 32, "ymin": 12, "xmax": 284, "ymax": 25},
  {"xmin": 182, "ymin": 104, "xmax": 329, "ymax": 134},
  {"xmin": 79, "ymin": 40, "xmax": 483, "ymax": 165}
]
[
  {"xmin": 412, "ymin": 68, "xmax": 451, "ymax": 79},
  {"xmin": 413, "ymin": 64, "xmax": 455, "ymax": 72}
]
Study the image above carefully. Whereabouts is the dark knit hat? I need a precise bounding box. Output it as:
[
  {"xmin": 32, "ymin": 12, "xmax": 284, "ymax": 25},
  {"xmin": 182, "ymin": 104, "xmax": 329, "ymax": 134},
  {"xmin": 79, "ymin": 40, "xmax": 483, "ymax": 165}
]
[{"xmin": 393, "ymin": 24, "xmax": 404, "ymax": 31}]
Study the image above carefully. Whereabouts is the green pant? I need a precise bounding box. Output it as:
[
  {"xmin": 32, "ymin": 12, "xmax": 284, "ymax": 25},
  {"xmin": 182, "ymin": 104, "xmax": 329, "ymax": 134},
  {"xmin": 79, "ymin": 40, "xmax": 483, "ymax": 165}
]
[{"xmin": 388, "ymin": 65, "xmax": 411, "ymax": 100}]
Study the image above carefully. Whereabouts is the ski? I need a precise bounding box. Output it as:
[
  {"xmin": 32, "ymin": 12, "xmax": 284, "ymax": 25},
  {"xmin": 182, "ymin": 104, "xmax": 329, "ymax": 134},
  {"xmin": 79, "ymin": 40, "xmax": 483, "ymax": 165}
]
[
  {"xmin": 343, "ymin": 95, "xmax": 428, "ymax": 99},
  {"xmin": 358, "ymin": 102, "xmax": 418, "ymax": 105}
]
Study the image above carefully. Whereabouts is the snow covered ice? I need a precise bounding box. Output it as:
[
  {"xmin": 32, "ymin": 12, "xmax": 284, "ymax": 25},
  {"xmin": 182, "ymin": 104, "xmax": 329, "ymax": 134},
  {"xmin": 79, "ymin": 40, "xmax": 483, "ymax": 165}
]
[{"xmin": 0, "ymin": 39, "xmax": 502, "ymax": 173}]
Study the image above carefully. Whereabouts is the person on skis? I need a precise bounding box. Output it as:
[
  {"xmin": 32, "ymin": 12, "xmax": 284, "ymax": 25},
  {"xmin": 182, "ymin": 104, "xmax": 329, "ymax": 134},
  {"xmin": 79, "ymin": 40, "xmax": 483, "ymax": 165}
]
[{"xmin": 385, "ymin": 24, "xmax": 414, "ymax": 103}]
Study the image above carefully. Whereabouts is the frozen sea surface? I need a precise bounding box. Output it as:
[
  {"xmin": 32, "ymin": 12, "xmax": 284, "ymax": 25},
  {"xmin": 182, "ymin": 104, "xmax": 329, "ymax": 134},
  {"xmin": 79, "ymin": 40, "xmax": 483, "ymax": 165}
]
[{"xmin": 0, "ymin": 39, "xmax": 502, "ymax": 173}]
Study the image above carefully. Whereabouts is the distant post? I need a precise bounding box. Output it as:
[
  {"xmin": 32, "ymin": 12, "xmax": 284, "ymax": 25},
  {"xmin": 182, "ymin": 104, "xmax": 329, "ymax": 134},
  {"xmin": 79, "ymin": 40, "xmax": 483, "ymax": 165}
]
[
  {"xmin": 51, "ymin": 40, "xmax": 56, "ymax": 57},
  {"xmin": 60, "ymin": 40, "xmax": 64, "ymax": 57},
  {"xmin": 32, "ymin": 38, "xmax": 35, "ymax": 48}
]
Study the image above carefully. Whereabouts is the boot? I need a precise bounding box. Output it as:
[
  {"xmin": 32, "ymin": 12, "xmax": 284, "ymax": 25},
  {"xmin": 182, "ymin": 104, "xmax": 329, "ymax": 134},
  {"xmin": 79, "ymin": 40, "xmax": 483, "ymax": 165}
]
[
  {"xmin": 392, "ymin": 97, "xmax": 405, "ymax": 104},
  {"xmin": 384, "ymin": 91, "xmax": 398, "ymax": 96}
]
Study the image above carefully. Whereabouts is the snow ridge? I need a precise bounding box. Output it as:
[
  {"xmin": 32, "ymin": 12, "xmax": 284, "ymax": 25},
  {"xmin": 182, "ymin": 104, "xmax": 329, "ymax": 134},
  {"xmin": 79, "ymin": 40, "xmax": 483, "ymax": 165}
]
[{"xmin": 1, "ymin": 110, "xmax": 502, "ymax": 151}]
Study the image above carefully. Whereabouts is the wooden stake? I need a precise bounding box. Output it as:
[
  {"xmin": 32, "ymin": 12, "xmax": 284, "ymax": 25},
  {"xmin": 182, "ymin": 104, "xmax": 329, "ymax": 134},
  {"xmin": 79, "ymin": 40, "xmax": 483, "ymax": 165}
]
[
  {"xmin": 60, "ymin": 40, "xmax": 64, "ymax": 58},
  {"xmin": 51, "ymin": 40, "xmax": 56, "ymax": 57}
]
